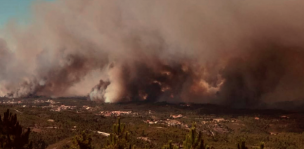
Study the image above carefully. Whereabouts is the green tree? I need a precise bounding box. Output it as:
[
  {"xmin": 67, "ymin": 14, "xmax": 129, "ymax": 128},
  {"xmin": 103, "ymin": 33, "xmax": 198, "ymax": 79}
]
[
  {"xmin": 104, "ymin": 118, "xmax": 134, "ymax": 149},
  {"xmin": 162, "ymin": 140, "xmax": 178, "ymax": 149},
  {"xmin": 260, "ymin": 142, "xmax": 264, "ymax": 149},
  {"xmin": 183, "ymin": 123, "xmax": 210, "ymax": 149},
  {"xmin": 0, "ymin": 109, "xmax": 32, "ymax": 149},
  {"xmin": 237, "ymin": 141, "xmax": 248, "ymax": 149},
  {"xmin": 70, "ymin": 131, "xmax": 93, "ymax": 149}
]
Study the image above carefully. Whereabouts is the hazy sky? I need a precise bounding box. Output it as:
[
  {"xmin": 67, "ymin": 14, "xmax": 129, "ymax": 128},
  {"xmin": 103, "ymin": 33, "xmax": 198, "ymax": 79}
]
[{"xmin": 0, "ymin": 0, "xmax": 52, "ymax": 27}]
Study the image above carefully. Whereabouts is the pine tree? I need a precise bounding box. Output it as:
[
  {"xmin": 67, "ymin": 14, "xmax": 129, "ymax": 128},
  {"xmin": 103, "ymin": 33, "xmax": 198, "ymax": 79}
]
[
  {"xmin": 237, "ymin": 141, "xmax": 248, "ymax": 149},
  {"xmin": 0, "ymin": 109, "xmax": 32, "ymax": 149},
  {"xmin": 104, "ymin": 118, "xmax": 134, "ymax": 149},
  {"xmin": 260, "ymin": 142, "xmax": 264, "ymax": 149},
  {"xmin": 162, "ymin": 140, "xmax": 178, "ymax": 149},
  {"xmin": 70, "ymin": 131, "xmax": 93, "ymax": 149},
  {"xmin": 183, "ymin": 123, "xmax": 210, "ymax": 149}
]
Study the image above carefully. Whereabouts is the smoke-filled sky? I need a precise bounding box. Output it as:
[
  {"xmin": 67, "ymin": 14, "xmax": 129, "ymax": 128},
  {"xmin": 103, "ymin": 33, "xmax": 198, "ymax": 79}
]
[{"xmin": 1, "ymin": 0, "xmax": 304, "ymax": 108}]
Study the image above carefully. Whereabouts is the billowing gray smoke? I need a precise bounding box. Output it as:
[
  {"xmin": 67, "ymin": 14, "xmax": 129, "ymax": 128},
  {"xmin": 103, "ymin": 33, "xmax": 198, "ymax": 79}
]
[{"xmin": 1, "ymin": 0, "xmax": 304, "ymax": 107}]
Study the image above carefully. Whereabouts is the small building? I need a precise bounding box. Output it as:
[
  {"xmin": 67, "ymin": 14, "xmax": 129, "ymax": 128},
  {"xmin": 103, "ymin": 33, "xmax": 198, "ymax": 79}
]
[
  {"xmin": 213, "ymin": 118, "xmax": 225, "ymax": 122},
  {"xmin": 97, "ymin": 131, "xmax": 110, "ymax": 137},
  {"xmin": 171, "ymin": 114, "xmax": 183, "ymax": 119},
  {"xmin": 270, "ymin": 132, "xmax": 278, "ymax": 135},
  {"xmin": 137, "ymin": 137, "xmax": 151, "ymax": 142},
  {"xmin": 167, "ymin": 120, "xmax": 181, "ymax": 126},
  {"xmin": 281, "ymin": 115, "xmax": 289, "ymax": 119},
  {"xmin": 47, "ymin": 119, "xmax": 54, "ymax": 122}
]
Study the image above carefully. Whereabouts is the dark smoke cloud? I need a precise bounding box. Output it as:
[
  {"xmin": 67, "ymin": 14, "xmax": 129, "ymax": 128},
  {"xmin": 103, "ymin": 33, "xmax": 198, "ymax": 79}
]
[{"xmin": 1, "ymin": 0, "xmax": 304, "ymax": 107}]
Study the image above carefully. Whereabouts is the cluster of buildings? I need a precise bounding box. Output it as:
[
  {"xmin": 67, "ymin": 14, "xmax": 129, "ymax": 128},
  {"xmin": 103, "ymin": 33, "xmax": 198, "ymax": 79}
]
[
  {"xmin": 1, "ymin": 100, "xmax": 22, "ymax": 104},
  {"xmin": 144, "ymin": 119, "xmax": 189, "ymax": 128},
  {"xmin": 99, "ymin": 111, "xmax": 136, "ymax": 117},
  {"xmin": 83, "ymin": 105, "xmax": 92, "ymax": 110},
  {"xmin": 0, "ymin": 98, "xmax": 59, "ymax": 106},
  {"xmin": 143, "ymin": 113, "xmax": 189, "ymax": 129},
  {"xmin": 49, "ymin": 105, "xmax": 76, "ymax": 112}
]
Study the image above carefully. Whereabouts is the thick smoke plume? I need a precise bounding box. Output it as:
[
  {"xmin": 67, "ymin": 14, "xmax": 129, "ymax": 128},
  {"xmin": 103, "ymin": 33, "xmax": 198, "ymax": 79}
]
[{"xmin": 1, "ymin": 0, "xmax": 304, "ymax": 107}]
